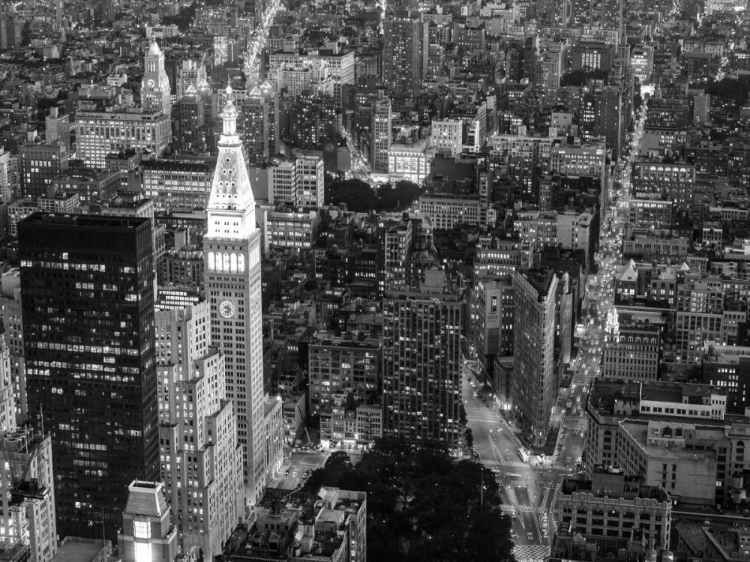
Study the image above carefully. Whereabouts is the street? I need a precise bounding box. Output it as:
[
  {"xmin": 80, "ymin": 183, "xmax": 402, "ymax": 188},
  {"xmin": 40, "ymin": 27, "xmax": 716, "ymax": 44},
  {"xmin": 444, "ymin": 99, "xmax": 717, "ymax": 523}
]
[
  {"xmin": 463, "ymin": 372, "xmax": 565, "ymax": 558},
  {"xmin": 464, "ymin": 106, "xmax": 648, "ymax": 561},
  {"xmin": 268, "ymin": 449, "xmax": 330, "ymax": 490},
  {"xmin": 262, "ymin": 106, "xmax": 649, "ymax": 562}
]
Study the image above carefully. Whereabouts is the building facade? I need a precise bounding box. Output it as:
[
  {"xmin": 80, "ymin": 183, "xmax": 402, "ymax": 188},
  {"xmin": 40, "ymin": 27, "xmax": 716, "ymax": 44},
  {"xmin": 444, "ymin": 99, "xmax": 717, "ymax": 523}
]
[
  {"xmin": 203, "ymin": 86, "xmax": 280, "ymax": 504},
  {"xmin": 556, "ymin": 469, "xmax": 671, "ymax": 550},
  {"xmin": 382, "ymin": 269, "xmax": 463, "ymax": 448},
  {"xmin": 142, "ymin": 39, "xmax": 172, "ymax": 115},
  {"xmin": 0, "ymin": 429, "xmax": 57, "ymax": 562},
  {"xmin": 602, "ymin": 309, "xmax": 661, "ymax": 381},
  {"xmin": 76, "ymin": 41, "xmax": 172, "ymax": 169},
  {"xmin": 308, "ymin": 333, "xmax": 381, "ymax": 414},
  {"xmin": 371, "ymin": 93, "xmax": 392, "ymax": 175},
  {"xmin": 155, "ymin": 303, "xmax": 244, "ymax": 559},
  {"xmin": 142, "ymin": 159, "xmax": 214, "ymax": 212},
  {"xmin": 19, "ymin": 142, "xmax": 68, "ymax": 200},
  {"xmin": 382, "ymin": 12, "xmax": 427, "ymax": 93},
  {"xmin": 19, "ymin": 214, "xmax": 159, "ymax": 541},
  {"xmin": 512, "ymin": 269, "xmax": 558, "ymax": 446}
]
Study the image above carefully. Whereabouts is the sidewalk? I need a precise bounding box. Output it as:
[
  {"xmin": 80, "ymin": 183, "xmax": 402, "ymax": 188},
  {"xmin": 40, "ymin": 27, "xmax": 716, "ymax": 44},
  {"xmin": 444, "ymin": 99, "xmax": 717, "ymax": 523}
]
[{"xmin": 493, "ymin": 398, "xmax": 525, "ymax": 451}]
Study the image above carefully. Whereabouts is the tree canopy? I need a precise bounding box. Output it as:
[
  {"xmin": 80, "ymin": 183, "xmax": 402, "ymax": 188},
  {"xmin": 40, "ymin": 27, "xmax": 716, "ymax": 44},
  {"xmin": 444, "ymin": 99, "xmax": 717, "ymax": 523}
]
[
  {"xmin": 304, "ymin": 439, "xmax": 516, "ymax": 562},
  {"xmin": 161, "ymin": 3, "xmax": 198, "ymax": 31},
  {"xmin": 560, "ymin": 69, "xmax": 609, "ymax": 87},
  {"xmin": 707, "ymin": 77, "xmax": 750, "ymax": 106},
  {"xmin": 325, "ymin": 179, "xmax": 422, "ymax": 213}
]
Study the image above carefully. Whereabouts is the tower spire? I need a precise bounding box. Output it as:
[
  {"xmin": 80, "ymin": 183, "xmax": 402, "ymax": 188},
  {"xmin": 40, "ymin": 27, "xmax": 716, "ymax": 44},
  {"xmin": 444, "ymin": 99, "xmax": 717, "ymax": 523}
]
[
  {"xmin": 221, "ymin": 82, "xmax": 238, "ymax": 138},
  {"xmin": 208, "ymin": 81, "xmax": 256, "ymax": 214}
]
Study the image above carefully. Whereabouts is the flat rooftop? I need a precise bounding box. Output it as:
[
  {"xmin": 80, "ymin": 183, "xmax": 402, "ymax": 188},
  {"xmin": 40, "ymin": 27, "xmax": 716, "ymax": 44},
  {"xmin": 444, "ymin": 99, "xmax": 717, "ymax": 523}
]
[
  {"xmin": 706, "ymin": 528, "xmax": 750, "ymax": 559},
  {"xmin": 53, "ymin": 539, "xmax": 107, "ymax": 562},
  {"xmin": 19, "ymin": 212, "xmax": 149, "ymax": 230},
  {"xmin": 620, "ymin": 420, "xmax": 717, "ymax": 462}
]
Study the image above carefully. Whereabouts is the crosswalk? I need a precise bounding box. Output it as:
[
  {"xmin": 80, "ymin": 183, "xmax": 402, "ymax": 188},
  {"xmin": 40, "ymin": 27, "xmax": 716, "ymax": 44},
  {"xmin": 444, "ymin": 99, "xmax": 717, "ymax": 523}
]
[
  {"xmin": 513, "ymin": 544, "xmax": 551, "ymax": 562},
  {"xmin": 481, "ymin": 459, "xmax": 530, "ymax": 468},
  {"xmin": 504, "ymin": 488, "xmax": 525, "ymax": 529},
  {"xmin": 480, "ymin": 459, "xmax": 567, "ymax": 471},
  {"xmin": 465, "ymin": 407, "xmax": 499, "ymax": 424},
  {"xmin": 501, "ymin": 504, "xmax": 546, "ymax": 514},
  {"xmin": 505, "ymin": 479, "xmax": 558, "ymax": 489}
]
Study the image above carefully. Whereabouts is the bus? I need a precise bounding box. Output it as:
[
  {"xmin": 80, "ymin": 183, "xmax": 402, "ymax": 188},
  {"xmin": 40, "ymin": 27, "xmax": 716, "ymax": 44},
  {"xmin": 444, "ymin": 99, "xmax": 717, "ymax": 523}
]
[{"xmin": 518, "ymin": 449, "xmax": 529, "ymax": 463}]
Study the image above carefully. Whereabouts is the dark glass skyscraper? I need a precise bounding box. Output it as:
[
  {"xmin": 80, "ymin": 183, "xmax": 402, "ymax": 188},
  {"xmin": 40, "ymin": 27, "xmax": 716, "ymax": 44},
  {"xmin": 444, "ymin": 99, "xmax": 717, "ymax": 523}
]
[{"xmin": 18, "ymin": 214, "xmax": 159, "ymax": 542}]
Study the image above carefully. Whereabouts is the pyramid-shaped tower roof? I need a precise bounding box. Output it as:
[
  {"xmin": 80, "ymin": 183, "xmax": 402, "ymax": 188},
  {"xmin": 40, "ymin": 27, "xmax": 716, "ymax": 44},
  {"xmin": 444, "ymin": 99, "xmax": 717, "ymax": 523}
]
[
  {"xmin": 148, "ymin": 37, "xmax": 162, "ymax": 56},
  {"xmin": 208, "ymin": 84, "xmax": 256, "ymax": 212}
]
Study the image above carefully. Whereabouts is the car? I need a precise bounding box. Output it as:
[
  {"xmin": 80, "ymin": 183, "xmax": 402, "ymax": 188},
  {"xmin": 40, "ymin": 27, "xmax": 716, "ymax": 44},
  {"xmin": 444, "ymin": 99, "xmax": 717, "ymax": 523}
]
[
  {"xmin": 285, "ymin": 468, "xmax": 291, "ymax": 475},
  {"xmin": 473, "ymin": 452, "xmax": 479, "ymax": 459},
  {"xmin": 511, "ymin": 532, "xmax": 519, "ymax": 539}
]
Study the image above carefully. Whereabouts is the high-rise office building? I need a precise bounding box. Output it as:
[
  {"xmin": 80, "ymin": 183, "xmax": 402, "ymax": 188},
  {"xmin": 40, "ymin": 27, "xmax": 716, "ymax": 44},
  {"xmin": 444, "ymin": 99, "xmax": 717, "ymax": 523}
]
[
  {"xmin": 0, "ymin": 280, "xmax": 26, "ymax": 424},
  {"xmin": 176, "ymin": 59, "xmax": 202, "ymax": 99},
  {"xmin": 382, "ymin": 11, "xmax": 427, "ymax": 93},
  {"xmin": 142, "ymin": 159, "xmax": 214, "ymax": 213},
  {"xmin": 371, "ymin": 92, "xmax": 392, "ymax": 174},
  {"xmin": 382, "ymin": 268, "xmax": 463, "ymax": 448},
  {"xmin": 383, "ymin": 217, "xmax": 412, "ymax": 291},
  {"xmin": 156, "ymin": 303, "xmax": 244, "ymax": 558},
  {"xmin": 174, "ymin": 84, "xmax": 207, "ymax": 154},
  {"xmin": 45, "ymin": 108, "xmax": 70, "ymax": 156},
  {"xmin": 0, "ymin": 322, "xmax": 15, "ymax": 432},
  {"xmin": 19, "ymin": 142, "xmax": 68, "ymax": 199},
  {"xmin": 286, "ymin": 94, "xmax": 338, "ymax": 151},
  {"xmin": 694, "ymin": 93, "xmax": 711, "ymax": 127},
  {"xmin": 0, "ymin": 428, "xmax": 57, "ymax": 562},
  {"xmin": 536, "ymin": 40, "xmax": 565, "ymax": 91},
  {"xmin": 76, "ymin": 40, "xmax": 172, "ymax": 169},
  {"xmin": 267, "ymin": 156, "xmax": 325, "ymax": 208},
  {"xmin": 142, "ymin": 38, "xmax": 172, "ymax": 116},
  {"xmin": 0, "ymin": 317, "xmax": 43, "ymax": 559},
  {"xmin": 76, "ymin": 107, "xmax": 171, "ymax": 170},
  {"xmin": 0, "ymin": 12, "xmax": 23, "ymax": 50},
  {"xmin": 468, "ymin": 276, "xmax": 515, "ymax": 364},
  {"xmin": 269, "ymin": 160, "xmax": 296, "ymax": 205},
  {"xmin": 603, "ymin": 0, "xmax": 624, "ymax": 40},
  {"xmin": 0, "ymin": 147, "xmax": 19, "ymax": 207},
  {"xmin": 19, "ymin": 214, "xmax": 159, "ymax": 541},
  {"xmin": 512, "ymin": 268, "xmax": 558, "ymax": 446},
  {"xmin": 239, "ymin": 87, "xmax": 270, "ymax": 166},
  {"xmin": 203, "ymin": 86, "xmax": 282, "ymax": 504},
  {"xmin": 295, "ymin": 155, "xmax": 325, "ymax": 208}
]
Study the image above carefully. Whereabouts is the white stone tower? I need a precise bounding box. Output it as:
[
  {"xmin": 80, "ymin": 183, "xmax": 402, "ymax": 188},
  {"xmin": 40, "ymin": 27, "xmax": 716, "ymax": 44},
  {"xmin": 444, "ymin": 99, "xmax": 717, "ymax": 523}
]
[{"xmin": 203, "ymin": 85, "xmax": 267, "ymax": 504}]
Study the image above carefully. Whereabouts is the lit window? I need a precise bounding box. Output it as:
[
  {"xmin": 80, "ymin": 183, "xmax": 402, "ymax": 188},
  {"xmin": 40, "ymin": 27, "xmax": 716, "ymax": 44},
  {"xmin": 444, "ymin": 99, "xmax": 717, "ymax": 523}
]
[
  {"xmin": 134, "ymin": 520, "xmax": 150, "ymax": 539},
  {"xmin": 134, "ymin": 542, "xmax": 152, "ymax": 562}
]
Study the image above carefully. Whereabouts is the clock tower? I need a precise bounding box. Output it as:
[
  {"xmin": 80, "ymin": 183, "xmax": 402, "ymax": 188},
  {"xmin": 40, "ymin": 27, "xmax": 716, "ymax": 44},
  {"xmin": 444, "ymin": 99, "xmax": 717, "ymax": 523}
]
[
  {"xmin": 142, "ymin": 38, "xmax": 172, "ymax": 115},
  {"xmin": 204, "ymin": 85, "xmax": 267, "ymax": 504}
]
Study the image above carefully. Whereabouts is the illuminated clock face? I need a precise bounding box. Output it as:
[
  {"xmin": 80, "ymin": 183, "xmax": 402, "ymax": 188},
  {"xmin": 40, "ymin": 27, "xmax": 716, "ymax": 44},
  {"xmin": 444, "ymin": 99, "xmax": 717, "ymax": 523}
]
[
  {"xmin": 147, "ymin": 79, "xmax": 155, "ymax": 88},
  {"xmin": 220, "ymin": 300, "xmax": 235, "ymax": 319}
]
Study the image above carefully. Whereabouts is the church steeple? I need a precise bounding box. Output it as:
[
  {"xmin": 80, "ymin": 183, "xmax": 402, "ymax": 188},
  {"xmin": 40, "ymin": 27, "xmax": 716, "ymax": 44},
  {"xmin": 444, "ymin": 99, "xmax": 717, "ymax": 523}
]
[{"xmin": 207, "ymin": 83, "xmax": 256, "ymax": 231}]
